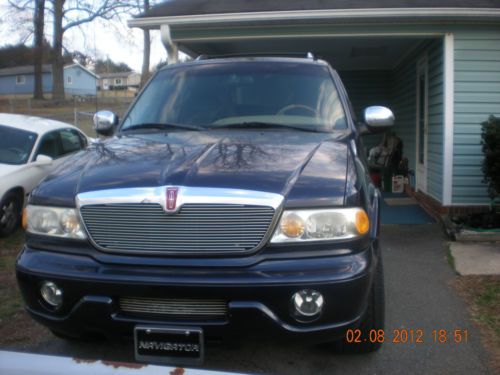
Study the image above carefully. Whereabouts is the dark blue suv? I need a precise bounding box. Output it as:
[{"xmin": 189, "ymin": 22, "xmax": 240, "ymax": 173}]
[{"xmin": 17, "ymin": 55, "xmax": 394, "ymax": 364}]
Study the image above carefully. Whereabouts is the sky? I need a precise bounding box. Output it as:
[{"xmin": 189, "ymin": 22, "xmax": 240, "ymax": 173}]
[
  {"xmin": 64, "ymin": 18, "xmax": 166, "ymax": 72},
  {"xmin": 0, "ymin": 2, "xmax": 167, "ymax": 72}
]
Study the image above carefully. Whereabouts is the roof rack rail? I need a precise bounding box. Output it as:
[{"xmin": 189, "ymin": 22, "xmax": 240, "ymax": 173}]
[{"xmin": 196, "ymin": 52, "xmax": 316, "ymax": 61}]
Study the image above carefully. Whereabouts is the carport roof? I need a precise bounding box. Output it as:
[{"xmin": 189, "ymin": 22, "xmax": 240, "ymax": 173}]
[
  {"xmin": 130, "ymin": 0, "xmax": 500, "ymax": 29},
  {"xmin": 141, "ymin": 0, "xmax": 500, "ymax": 18}
]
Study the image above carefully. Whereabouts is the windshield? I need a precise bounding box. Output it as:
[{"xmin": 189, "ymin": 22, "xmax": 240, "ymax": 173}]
[
  {"xmin": 0, "ymin": 125, "xmax": 37, "ymax": 165},
  {"xmin": 121, "ymin": 61, "xmax": 347, "ymax": 132}
]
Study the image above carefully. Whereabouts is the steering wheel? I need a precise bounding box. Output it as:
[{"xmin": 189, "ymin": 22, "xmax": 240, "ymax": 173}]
[{"xmin": 276, "ymin": 104, "xmax": 318, "ymax": 116}]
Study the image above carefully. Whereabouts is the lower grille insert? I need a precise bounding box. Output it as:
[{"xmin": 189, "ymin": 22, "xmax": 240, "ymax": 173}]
[{"xmin": 119, "ymin": 297, "xmax": 228, "ymax": 320}]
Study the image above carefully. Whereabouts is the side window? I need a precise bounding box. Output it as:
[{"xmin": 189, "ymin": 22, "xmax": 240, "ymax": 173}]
[
  {"xmin": 36, "ymin": 131, "xmax": 63, "ymax": 159},
  {"xmin": 16, "ymin": 75, "xmax": 26, "ymax": 85},
  {"xmin": 59, "ymin": 129, "xmax": 85, "ymax": 155},
  {"xmin": 78, "ymin": 131, "xmax": 88, "ymax": 148}
]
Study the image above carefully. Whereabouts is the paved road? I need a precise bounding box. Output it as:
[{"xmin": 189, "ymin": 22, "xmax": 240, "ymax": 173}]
[{"xmin": 15, "ymin": 225, "xmax": 493, "ymax": 374}]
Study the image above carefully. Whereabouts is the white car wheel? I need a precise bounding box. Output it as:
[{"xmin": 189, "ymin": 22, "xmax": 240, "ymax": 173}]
[{"xmin": 0, "ymin": 193, "xmax": 21, "ymax": 237}]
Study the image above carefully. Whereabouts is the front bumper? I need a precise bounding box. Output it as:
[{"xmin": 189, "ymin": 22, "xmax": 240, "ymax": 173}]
[{"xmin": 16, "ymin": 244, "xmax": 377, "ymax": 344}]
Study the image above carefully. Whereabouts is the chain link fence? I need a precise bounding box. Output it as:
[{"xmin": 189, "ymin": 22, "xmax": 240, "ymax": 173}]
[{"xmin": 0, "ymin": 96, "xmax": 133, "ymax": 136}]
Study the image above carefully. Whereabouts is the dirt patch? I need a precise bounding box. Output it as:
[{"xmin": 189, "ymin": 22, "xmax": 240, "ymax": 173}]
[
  {"xmin": 0, "ymin": 229, "xmax": 52, "ymax": 348},
  {"xmin": 170, "ymin": 368, "xmax": 185, "ymax": 375},
  {"xmin": 101, "ymin": 360, "xmax": 146, "ymax": 369},
  {"xmin": 452, "ymin": 275, "xmax": 500, "ymax": 373},
  {"xmin": 0, "ymin": 310, "xmax": 51, "ymax": 349}
]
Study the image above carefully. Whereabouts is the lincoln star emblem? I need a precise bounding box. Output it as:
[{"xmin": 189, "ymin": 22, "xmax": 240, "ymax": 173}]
[{"xmin": 166, "ymin": 187, "xmax": 179, "ymax": 212}]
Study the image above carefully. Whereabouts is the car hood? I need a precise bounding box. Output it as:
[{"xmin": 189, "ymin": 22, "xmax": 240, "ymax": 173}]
[
  {"xmin": 31, "ymin": 130, "xmax": 352, "ymax": 207},
  {"xmin": 0, "ymin": 163, "xmax": 21, "ymax": 178}
]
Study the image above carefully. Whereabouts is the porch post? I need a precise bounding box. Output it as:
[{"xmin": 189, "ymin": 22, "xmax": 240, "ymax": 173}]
[
  {"xmin": 161, "ymin": 24, "xmax": 179, "ymax": 64},
  {"xmin": 443, "ymin": 33, "xmax": 454, "ymax": 206}
]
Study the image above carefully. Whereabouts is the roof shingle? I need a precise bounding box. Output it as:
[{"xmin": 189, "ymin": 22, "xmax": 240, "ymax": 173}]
[{"xmin": 140, "ymin": 0, "xmax": 500, "ymax": 18}]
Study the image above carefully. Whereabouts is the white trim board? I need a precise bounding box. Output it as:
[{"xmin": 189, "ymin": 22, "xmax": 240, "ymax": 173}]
[
  {"xmin": 173, "ymin": 32, "xmax": 443, "ymax": 43},
  {"xmin": 128, "ymin": 8, "xmax": 500, "ymax": 28},
  {"xmin": 443, "ymin": 33, "xmax": 454, "ymax": 206},
  {"xmin": 416, "ymin": 54, "xmax": 429, "ymax": 195}
]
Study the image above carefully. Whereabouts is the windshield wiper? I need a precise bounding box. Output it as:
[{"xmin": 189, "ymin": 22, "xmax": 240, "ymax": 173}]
[
  {"xmin": 210, "ymin": 121, "xmax": 321, "ymax": 132},
  {"xmin": 121, "ymin": 122, "xmax": 204, "ymax": 132}
]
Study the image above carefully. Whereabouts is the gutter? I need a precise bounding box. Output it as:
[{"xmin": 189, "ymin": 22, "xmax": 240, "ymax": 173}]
[{"xmin": 128, "ymin": 7, "xmax": 500, "ymax": 28}]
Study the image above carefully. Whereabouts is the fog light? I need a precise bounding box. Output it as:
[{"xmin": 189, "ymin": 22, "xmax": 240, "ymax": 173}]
[
  {"xmin": 40, "ymin": 281, "xmax": 63, "ymax": 308},
  {"xmin": 292, "ymin": 289, "xmax": 324, "ymax": 317}
]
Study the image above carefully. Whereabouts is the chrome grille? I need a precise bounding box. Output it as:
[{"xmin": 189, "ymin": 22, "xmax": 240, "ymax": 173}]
[
  {"xmin": 119, "ymin": 297, "xmax": 228, "ymax": 320},
  {"xmin": 80, "ymin": 203, "xmax": 275, "ymax": 254}
]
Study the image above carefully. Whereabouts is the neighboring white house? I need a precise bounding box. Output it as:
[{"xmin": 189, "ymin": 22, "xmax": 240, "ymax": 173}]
[{"xmin": 98, "ymin": 71, "xmax": 141, "ymax": 91}]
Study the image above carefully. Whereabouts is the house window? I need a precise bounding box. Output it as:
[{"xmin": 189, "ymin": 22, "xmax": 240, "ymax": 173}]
[
  {"xmin": 16, "ymin": 75, "xmax": 26, "ymax": 85},
  {"xmin": 115, "ymin": 78, "xmax": 122, "ymax": 85},
  {"xmin": 67, "ymin": 75, "xmax": 72, "ymax": 84}
]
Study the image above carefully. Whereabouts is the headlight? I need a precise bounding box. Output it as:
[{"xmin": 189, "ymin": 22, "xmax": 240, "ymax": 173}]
[
  {"xmin": 271, "ymin": 208, "xmax": 369, "ymax": 243},
  {"xmin": 26, "ymin": 205, "xmax": 86, "ymax": 239}
]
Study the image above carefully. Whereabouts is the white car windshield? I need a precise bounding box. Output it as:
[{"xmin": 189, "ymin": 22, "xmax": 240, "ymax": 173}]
[{"xmin": 0, "ymin": 125, "xmax": 38, "ymax": 165}]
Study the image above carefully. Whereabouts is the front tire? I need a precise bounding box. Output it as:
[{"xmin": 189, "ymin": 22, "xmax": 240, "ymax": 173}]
[
  {"xmin": 334, "ymin": 256, "xmax": 385, "ymax": 354},
  {"xmin": 0, "ymin": 192, "xmax": 21, "ymax": 237}
]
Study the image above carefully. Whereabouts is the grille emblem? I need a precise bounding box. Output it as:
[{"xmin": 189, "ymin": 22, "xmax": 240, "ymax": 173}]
[{"xmin": 166, "ymin": 187, "xmax": 179, "ymax": 212}]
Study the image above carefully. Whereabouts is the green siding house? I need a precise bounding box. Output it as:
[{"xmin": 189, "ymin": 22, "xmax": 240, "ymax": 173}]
[{"xmin": 129, "ymin": 0, "xmax": 500, "ymax": 213}]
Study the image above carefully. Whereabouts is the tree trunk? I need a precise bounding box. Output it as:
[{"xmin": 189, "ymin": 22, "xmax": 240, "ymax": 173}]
[
  {"xmin": 33, "ymin": 0, "xmax": 45, "ymax": 100},
  {"xmin": 52, "ymin": 0, "xmax": 65, "ymax": 101},
  {"xmin": 139, "ymin": 0, "xmax": 150, "ymax": 88}
]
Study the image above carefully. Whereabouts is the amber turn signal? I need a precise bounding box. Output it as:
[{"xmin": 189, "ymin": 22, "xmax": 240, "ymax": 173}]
[
  {"xmin": 280, "ymin": 213, "xmax": 305, "ymax": 238},
  {"xmin": 22, "ymin": 208, "xmax": 28, "ymax": 229},
  {"xmin": 355, "ymin": 210, "xmax": 370, "ymax": 235}
]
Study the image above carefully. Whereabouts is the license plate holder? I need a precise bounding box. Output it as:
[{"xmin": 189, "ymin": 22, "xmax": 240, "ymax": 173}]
[{"xmin": 134, "ymin": 325, "xmax": 203, "ymax": 365}]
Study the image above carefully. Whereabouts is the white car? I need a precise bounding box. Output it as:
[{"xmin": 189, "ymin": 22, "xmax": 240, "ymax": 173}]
[{"xmin": 0, "ymin": 113, "xmax": 90, "ymax": 237}]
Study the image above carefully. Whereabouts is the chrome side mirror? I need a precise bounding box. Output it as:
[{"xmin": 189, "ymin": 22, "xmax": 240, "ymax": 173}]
[
  {"xmin": 35, "ymin": 154, "xmax": 53, "ymax": 165},
  {"xmin": 93, "ymin": 110, "xmax": 118, "ymax": 136},
  {"xmin": 361, "ymin": 106, "xmax": 395, "ymax": 134}
]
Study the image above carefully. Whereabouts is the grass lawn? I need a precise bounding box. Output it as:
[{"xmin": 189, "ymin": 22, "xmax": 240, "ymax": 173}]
[
  {"xmin": 0, "ymin": 230, "xmax": 24, "ymax": 322},
  {"xmin": 453, "ymin": 275, "xmax": 500, "ymax": 372},
  {"xmin": 0, "ymin": 229, "xmax": 51, "ymax": 347}
]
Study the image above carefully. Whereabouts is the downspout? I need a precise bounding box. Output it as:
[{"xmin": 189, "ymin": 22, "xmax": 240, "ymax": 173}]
[{"xmin": 161, "ymin": 24, "xmax": 179, "ymax": 64}]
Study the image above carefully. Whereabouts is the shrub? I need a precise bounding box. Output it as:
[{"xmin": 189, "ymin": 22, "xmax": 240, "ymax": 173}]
[{"xmin": 481, "ymin": 115, "xmax": 500, "ymax": 201}]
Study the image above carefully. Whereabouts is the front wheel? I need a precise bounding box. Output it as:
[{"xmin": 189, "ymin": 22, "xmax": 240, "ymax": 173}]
[
  {"xmin": 333, "ymin": 256, "xmax": 385, "ymax": 353},
  {"xmin": 0, "ymin": 192, "xmax": 21, "ymax": 237}
]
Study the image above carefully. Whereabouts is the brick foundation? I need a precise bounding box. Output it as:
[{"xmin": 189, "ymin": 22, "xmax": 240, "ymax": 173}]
[{"xmin": 405, "ymin": 187, "xmax": 490, "ymax": 218}]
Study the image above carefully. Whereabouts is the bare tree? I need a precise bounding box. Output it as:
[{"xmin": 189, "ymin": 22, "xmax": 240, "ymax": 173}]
[
  {"xmin": 5, "ymin": 1, "xmax": 34, "ymax": 42},
  {"xmin": 6, "ymin": 0, "xmax": 45, "ymax": 99},
  {"xmin": 33, "ymin": 0, "xmax": 45, "ymax": 99},
  {"xmin": 139, "ymin": 0, "xmax": 150, "ymax": 88},
  {"xmin": 6, "ymin": 0, "xmax": 137, "ymax": 100},
  {"xmin": 51, "ymin": 0, "xmax": 64, "ymax": 100},
  {"xmin": 51, "ymin": 0, "xmax": 133, "ymax": 100}
]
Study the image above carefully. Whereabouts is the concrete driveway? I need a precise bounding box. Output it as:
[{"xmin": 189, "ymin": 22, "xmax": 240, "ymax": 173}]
[{"xmin": 16, "ymin": 224, "xmax": 493, "ymax": 374}]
